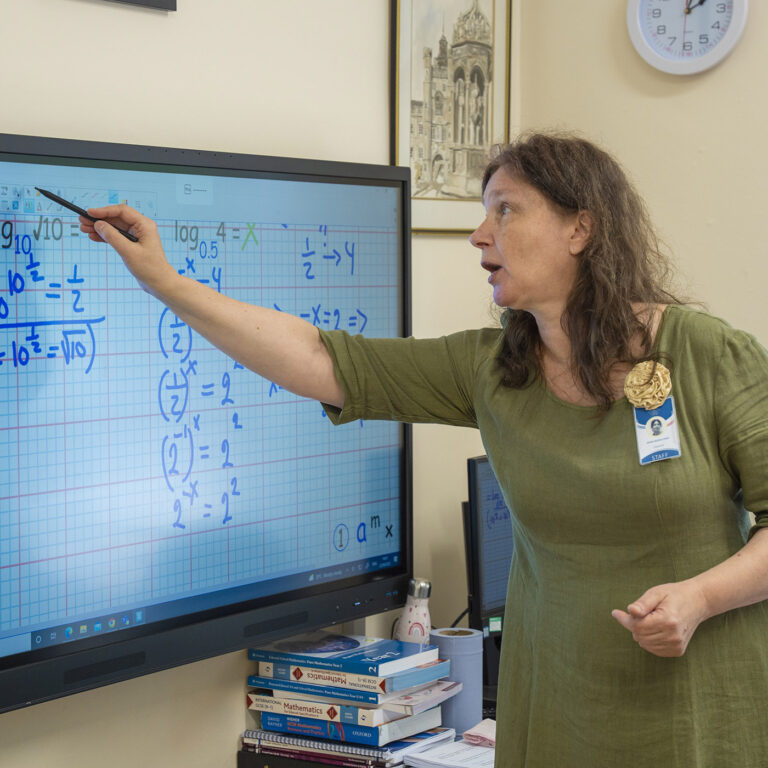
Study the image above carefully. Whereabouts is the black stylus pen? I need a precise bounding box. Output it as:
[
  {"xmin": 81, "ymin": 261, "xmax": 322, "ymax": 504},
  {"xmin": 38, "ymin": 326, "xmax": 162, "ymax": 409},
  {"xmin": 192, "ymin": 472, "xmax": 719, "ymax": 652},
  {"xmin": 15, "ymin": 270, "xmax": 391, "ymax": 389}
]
[{"xmin": 34, "ymin": 187, "xmax": 139, "ymax": 242}]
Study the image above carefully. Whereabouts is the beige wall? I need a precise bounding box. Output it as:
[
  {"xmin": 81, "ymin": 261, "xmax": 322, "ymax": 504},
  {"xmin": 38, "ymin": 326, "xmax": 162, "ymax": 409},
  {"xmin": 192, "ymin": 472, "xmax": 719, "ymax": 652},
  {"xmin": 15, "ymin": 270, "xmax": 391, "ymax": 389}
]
[
  {"xmin": 1, "ymin": 1, "xmax": 765, "ymax": 766},
  {"xmin": 518, "ymin": 2, "xmax": 768, "ymax": 340}
]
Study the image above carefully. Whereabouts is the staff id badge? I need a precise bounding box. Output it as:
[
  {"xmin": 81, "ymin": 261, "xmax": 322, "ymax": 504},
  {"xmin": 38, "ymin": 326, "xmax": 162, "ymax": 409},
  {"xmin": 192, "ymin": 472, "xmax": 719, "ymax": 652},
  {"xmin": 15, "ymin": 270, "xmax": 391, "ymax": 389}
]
[{"xmin": 633, "ymin": 396, "xmax": 681, "ymax": 465}]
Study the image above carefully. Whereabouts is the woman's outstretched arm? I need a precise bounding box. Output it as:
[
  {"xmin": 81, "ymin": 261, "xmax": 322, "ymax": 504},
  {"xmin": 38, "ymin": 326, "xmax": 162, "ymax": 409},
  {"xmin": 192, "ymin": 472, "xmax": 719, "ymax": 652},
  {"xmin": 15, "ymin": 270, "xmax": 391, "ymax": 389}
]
[{"xmin": 81, "ymin": 204, "xmax": 345, "ymax": 408}]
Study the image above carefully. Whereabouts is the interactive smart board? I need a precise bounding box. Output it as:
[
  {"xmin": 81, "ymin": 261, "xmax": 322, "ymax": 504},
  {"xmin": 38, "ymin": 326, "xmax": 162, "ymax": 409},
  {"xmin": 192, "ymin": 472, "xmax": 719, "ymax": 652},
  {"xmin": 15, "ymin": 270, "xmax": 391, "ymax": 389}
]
[{"xmin": 0, "ymin": 134, "xmax": 412, "ymax": 711}]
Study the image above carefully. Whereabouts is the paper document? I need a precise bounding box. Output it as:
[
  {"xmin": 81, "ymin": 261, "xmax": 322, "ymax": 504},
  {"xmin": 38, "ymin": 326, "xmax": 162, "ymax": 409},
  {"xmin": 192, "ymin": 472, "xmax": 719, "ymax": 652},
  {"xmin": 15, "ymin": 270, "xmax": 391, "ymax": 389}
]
[{"xmin": 403, "ymin": 740, "xmax": 495, "ymax": 767}]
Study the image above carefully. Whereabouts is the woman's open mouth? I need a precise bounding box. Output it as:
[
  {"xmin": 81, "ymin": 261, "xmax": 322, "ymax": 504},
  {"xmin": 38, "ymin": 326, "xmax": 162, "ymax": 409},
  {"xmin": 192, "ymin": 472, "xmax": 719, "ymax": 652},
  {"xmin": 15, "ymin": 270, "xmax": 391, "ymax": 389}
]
[{"xmin": 482, "ymin": 262, "xmax": 501, "ymax": 282}]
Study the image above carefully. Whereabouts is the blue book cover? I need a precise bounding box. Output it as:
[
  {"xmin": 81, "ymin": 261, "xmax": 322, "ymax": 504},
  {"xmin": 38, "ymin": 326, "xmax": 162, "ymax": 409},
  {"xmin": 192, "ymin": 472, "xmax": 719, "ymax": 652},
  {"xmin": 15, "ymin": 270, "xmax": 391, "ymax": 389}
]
[
  {"xmin": 248, "ymin": 674, "xmax": 390, "ymax": 704},
  {"xmin": 259, "ymin": 705, "xmax": 442, "ymax": 747},
  {"xmin": 248, "ymin": 630, "xmax": 438, "ymax": 676},
  {"xmin": 248, "ymin": 658, "xmax": 449, "ymax": 704},
  {"xmin": 253, "ymin": 658, "xmax": 451, "ymax": 695}
]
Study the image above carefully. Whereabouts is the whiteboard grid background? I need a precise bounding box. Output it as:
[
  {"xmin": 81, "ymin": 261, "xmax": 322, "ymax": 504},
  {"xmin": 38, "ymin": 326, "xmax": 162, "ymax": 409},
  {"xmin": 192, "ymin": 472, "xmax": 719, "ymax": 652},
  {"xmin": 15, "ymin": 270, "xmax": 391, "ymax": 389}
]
[{"xmin": 0, "ymin": 170, "xmax": 403, "ymax": 636}]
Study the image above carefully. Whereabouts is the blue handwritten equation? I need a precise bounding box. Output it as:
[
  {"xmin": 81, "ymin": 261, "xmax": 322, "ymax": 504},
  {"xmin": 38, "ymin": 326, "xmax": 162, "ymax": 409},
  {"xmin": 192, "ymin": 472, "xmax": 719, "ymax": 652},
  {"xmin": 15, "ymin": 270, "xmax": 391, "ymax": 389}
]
[
  {"xmin": 0, "ymin": 220, "xmax": 104, "ymax": 372},
  {"xmin": 302, "ymin": 225, "xmax": 355, "ymax": 280},
  {"xmin": 156, "ymin": 303, "xmax": 242, "ymax": 530},
  {"xmin": 275, "ymin": 303, "xmax": 367, "ymax": 333}
]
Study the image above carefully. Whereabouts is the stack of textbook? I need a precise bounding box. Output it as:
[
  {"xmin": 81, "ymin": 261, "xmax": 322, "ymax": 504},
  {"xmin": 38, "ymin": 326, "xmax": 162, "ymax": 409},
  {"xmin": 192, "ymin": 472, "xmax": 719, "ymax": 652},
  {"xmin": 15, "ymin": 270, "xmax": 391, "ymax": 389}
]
[{"xmin": 240, "ymin": 629, "xmax": 462, "ymax": 767}]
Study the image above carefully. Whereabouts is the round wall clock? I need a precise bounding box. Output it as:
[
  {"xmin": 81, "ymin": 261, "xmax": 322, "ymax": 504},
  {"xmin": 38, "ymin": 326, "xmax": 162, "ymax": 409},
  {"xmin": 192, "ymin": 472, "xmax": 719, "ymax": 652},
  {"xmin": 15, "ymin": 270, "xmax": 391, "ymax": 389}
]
[{"xmin": 627, "ymin": 0, "xmax": 748, "ymax": 75}]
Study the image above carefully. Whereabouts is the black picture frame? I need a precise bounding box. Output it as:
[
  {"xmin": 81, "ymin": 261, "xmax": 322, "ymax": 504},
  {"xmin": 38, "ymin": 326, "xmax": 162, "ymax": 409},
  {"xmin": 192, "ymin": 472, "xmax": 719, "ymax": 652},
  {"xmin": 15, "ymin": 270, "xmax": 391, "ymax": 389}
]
[{"xmin": 104, "ymin": 0, "xmax": 177, "ymax": 10}]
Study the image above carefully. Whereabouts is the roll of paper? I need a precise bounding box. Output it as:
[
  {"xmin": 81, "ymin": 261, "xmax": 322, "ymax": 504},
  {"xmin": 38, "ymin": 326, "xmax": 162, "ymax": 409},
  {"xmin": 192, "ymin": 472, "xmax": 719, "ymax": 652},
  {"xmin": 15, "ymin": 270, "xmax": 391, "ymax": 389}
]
[{"xmin": 429, "ymin": 627, "xmax": 483, "ymax": 735}]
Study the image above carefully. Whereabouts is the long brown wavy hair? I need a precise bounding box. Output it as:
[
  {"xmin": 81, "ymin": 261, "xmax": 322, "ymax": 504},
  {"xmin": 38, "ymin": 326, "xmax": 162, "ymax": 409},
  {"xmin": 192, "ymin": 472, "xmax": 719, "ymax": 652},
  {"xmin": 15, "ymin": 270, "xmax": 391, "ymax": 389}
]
[{"xmin": 484, "ymin": 132, "xmax": 681, "ymax": 410}]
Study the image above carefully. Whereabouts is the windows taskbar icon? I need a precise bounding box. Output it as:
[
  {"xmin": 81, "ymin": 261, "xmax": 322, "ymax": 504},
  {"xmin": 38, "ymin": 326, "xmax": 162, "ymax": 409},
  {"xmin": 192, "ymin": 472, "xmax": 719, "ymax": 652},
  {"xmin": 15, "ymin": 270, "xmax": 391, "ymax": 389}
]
[{"xmin": 31, "ymin": 609, "xmax": 147, "ymax": 649}]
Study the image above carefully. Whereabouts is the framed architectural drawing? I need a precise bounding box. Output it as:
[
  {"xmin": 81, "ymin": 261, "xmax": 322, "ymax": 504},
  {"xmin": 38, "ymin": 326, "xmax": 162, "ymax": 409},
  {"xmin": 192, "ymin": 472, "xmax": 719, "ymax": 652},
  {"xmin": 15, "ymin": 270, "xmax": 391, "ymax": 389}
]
[{"xmin": 394, "ymin": 0, "xmax": 512, "ymax": 234}]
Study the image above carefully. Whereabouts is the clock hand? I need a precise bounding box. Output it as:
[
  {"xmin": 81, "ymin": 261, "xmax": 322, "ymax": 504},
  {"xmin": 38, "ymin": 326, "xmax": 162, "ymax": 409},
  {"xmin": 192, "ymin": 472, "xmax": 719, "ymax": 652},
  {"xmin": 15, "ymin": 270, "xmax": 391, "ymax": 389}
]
[{"xmin": 685, "ymin": 0, "xmax": 706, "ymax": 12}]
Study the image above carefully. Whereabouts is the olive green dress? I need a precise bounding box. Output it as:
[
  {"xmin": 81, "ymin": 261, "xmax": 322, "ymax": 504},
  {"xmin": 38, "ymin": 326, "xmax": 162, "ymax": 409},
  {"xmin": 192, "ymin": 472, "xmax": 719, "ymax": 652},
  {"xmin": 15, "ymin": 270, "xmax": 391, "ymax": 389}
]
[{"xmin": 319, "ymin": 305, "xmax": 768, "ymax": 767}]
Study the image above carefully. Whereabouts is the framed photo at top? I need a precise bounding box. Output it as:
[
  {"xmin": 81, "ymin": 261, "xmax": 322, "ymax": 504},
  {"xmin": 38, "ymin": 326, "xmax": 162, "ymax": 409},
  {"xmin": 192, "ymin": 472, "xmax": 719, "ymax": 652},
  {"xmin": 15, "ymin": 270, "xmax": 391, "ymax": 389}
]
[
  {"xmin": 394, "ymin": 0, "xmax": 512, "ymax": 234},
  {"xmin": 104, "ymin": 0, "xmax": 177, "ymax": 9}
]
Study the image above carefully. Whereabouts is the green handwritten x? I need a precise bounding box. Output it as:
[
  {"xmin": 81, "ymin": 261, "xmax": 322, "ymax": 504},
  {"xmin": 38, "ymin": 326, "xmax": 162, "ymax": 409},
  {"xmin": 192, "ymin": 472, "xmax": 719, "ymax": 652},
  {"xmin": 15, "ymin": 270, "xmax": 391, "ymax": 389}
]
[{"xmin": 242, "ymin": 223, "xmax": 259, "ymax": 250}]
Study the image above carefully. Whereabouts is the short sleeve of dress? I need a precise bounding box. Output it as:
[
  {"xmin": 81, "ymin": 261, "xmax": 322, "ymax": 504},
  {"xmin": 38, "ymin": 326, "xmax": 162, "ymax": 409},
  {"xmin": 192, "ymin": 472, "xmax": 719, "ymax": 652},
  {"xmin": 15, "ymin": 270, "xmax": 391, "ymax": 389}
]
[
  {"xmin": 715, "ymin": 327, "xmax": 768, "ymax": 535},
  {"xmin": 317, "ymin": 329, "xmax": 499, "ymax": 428}
]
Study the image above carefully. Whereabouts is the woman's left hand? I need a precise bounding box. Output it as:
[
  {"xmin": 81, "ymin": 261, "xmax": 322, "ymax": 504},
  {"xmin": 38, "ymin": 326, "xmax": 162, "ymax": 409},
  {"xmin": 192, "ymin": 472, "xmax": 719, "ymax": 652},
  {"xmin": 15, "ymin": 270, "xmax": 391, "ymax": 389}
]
[{"xmin": 611, "ymin": 580, "xmax": 709, "ymax": 657}]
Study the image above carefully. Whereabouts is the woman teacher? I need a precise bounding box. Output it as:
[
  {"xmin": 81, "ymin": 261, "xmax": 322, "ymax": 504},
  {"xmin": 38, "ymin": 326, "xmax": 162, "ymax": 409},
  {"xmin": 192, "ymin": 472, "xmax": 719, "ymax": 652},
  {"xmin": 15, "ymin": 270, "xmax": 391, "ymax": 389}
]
[{"xmin": 82, "ymin": 132, "xmax": 768, "ymax": 767}]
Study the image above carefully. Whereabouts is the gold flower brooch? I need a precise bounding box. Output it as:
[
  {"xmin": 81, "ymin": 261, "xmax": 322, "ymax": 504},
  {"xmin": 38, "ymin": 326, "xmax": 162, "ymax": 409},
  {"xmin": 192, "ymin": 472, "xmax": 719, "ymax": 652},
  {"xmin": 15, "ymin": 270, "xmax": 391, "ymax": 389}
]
[{"xmin": 624, "ymin": 360, "xmax": 671, "ymax": 410}]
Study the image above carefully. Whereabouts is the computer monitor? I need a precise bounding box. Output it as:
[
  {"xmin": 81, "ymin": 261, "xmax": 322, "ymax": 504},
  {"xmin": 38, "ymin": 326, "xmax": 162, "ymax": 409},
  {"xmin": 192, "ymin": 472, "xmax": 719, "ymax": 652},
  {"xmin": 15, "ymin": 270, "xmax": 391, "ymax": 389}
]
[
  {"xmin": 463, "ymin": 455, "xmax": 513, "ymax": 699},
  {"xmin": 0, "ymin": 132, "xmax": 412, "ymax": 713}
]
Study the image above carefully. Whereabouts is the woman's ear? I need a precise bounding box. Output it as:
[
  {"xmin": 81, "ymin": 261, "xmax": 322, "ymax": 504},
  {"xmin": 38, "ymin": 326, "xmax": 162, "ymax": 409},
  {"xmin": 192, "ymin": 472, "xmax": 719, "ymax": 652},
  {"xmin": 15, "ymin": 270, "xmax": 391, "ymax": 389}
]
[{"xmin": 569, "ymin": 210, "xmax": 594, "ymax": 256}]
